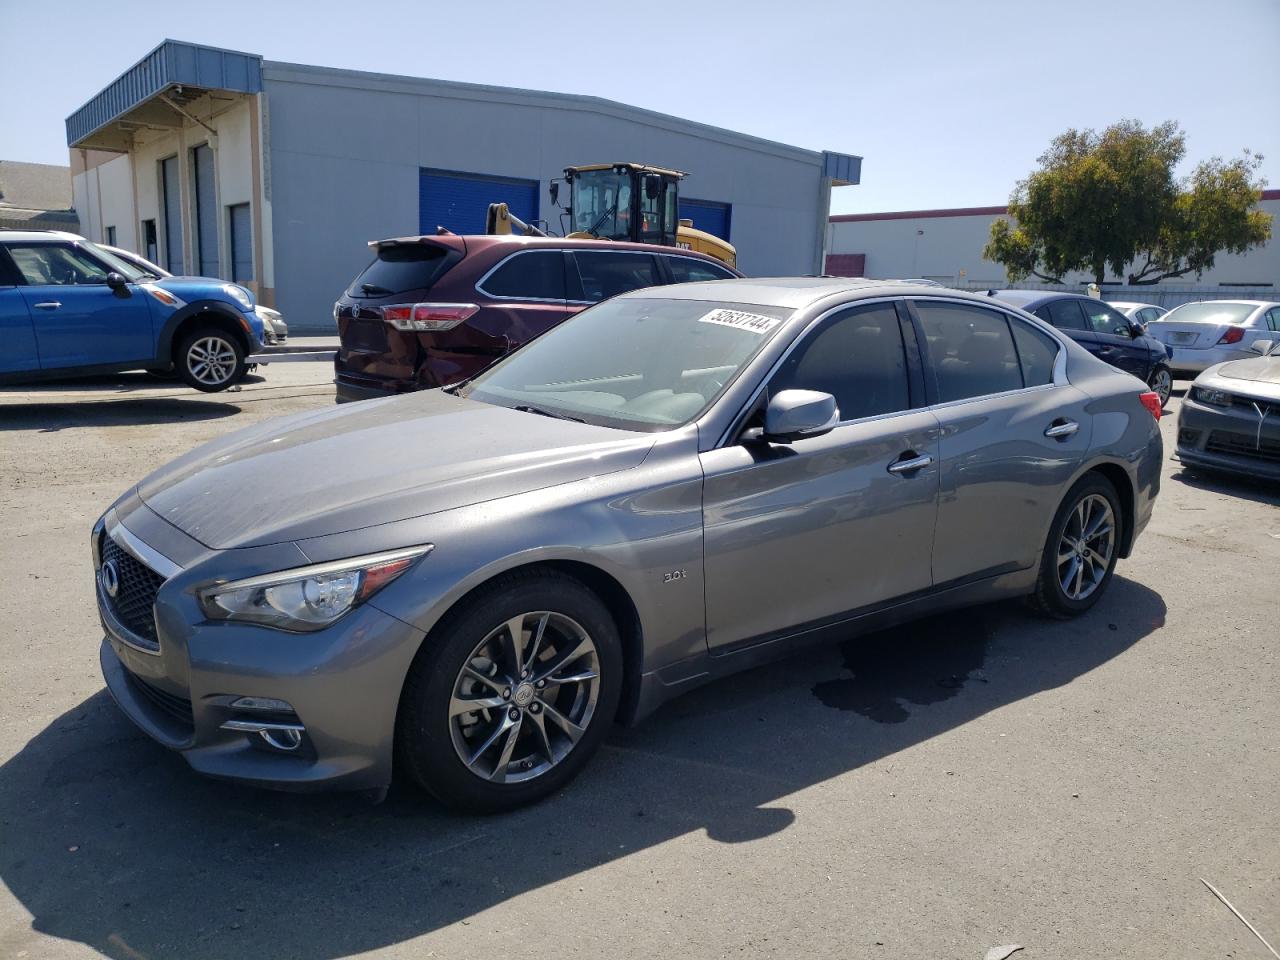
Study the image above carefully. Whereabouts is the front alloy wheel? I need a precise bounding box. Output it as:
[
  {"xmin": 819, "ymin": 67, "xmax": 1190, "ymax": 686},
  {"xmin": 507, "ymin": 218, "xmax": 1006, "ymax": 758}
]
[
  {"xmin": 449, "ymin": 611, "xmax": 601, "ymax": 783},
  {"xmin": 177, "ymin": 328, "xmax": 246, "ymax": 392}
]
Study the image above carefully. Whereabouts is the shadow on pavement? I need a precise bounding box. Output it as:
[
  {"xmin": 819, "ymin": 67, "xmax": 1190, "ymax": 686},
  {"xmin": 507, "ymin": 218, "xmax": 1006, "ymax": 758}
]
[
  {"xmin": 0, "ymin": 397, "xmax": 240, "ymax": 432},
  {"xmin": 0, "ymin": 578, "xmax": 1165, "ymax": 958},
  {"xmin": 1171, "ymin": 462, "xmax": 1280, "ymax": 507}
]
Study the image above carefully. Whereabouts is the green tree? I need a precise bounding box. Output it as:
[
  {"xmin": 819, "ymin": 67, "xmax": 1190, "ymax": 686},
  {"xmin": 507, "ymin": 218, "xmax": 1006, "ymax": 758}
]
[{"xmin": 984, "ymin": 120, "xmax": 1271, "ymax": 286}]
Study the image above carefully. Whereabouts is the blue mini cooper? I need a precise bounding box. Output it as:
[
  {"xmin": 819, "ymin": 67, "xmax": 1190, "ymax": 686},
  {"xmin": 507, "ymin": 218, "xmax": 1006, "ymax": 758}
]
[{"xmin": 0, "ymin": 231, "xmax": 264, "ymax": 392}]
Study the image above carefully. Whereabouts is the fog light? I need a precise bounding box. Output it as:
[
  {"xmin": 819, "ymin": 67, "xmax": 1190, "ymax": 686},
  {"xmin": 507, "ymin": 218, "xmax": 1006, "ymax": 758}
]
[
  {"xmin": 230, "ymin": 696, "xmax": 295, "ymax": 713},
  {"xmin": 220, "ymin": 718, "xmax": 307, "ymax": 752}
]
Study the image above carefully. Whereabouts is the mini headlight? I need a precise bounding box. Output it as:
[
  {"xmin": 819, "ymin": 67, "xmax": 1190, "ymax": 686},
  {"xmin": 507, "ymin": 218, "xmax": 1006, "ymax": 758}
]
[
  {"xmin": 1192, "ymin": 386, "xmax": 1233, "ymax": 407},
  {"xmin": 222, "ymin": 283, "xmax": 254, "ymax": 311},
  {"xmin": 199, "ymin": 545, "xmax": 432, "ymax": 632}
]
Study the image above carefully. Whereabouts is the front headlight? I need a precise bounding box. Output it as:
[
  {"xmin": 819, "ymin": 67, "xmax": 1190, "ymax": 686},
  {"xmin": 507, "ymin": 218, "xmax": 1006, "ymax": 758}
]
[
  {"xmin": 1192, "ymin": 385, "xmax": 1233, "ymax": 407},
  {"xmin": 198, "ymin": 545, "xmax": 432, "ymax": 632},
  {"xmin": 222, "ymin": 283, "xmax": 254, "ymax": 311}
]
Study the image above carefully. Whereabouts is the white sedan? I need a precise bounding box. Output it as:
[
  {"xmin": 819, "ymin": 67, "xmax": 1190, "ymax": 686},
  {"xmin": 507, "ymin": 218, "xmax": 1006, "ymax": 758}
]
[
  {"xmin": 1109, "ymin": 301, "xmax": 1167, "ymax": 326},
  {"xmin": 1145, "ymin": 300, "xmax": 1280, "ymax": 376}
]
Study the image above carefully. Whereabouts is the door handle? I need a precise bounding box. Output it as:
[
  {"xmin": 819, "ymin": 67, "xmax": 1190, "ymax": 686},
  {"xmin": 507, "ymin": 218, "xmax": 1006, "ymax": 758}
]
[
  {"xmin": 34, "ymin": 301, "xmax": 62, "ymax": 310},
  {"xmin": 1045, "ymin": 419, "xmax": 1080, "ymax": 439},
  {"xmin": 887, "ymin": 452, "xmax": 933, "ymax": 475}
]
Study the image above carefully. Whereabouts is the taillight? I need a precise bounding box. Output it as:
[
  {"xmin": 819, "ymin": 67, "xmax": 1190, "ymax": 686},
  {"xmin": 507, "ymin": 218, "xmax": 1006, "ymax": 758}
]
[
  {"xmin": 381, "ymin": 303, "xmax": 479, "ymax": 332},
  {"xmin": 1139, "ymin": 391, "xmax": 1162, "ymax": 420},
  {"xmin": 1217, "ymin": 327, "xmax": 1244, "ymax": 345}
]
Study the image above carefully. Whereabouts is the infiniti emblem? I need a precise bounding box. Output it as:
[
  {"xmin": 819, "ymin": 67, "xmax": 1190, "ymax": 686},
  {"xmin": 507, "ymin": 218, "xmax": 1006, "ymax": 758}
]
[{"xmin": 101, "ymin": 559, "xmax": 120, "ymax": 598}]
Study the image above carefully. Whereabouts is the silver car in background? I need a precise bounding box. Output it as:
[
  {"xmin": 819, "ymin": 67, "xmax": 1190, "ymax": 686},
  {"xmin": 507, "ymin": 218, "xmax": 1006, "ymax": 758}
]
[
  {"xmin": 1177, "ymin": 338, "xmax": 1280, "ymax": 480},
  {"xmin": 92, "ymin": 279, "xmax": 1162, "ymax": 812},
  {"xmin": 1146, "ymin": 300, "xmax": 1280, "ymax": 376},
  {"xmin": 1110, "ymin": 301, "xmax": 1168, "ymax": 327}
]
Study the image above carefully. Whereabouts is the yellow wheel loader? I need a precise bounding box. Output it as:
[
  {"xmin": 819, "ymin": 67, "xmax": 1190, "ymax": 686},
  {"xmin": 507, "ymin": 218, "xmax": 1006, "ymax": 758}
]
[{"xmin": 485, "ymin": 162, "xmax": 737, "ymax": 268}]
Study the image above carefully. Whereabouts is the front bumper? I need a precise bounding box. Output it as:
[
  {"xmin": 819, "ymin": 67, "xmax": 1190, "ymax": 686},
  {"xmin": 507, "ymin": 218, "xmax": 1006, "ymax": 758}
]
[
  {"xmin": 1175, "ymin": 397, "xmax": 1280, "ymax": 481},
  {"xmin": 96, "ymin": 507, "xmax": 427, "ymax": 792}
]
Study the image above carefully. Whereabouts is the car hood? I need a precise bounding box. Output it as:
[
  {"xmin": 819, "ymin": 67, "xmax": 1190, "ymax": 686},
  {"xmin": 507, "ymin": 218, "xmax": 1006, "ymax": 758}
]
[
  {"xmin": 1200, "ymin": 356, "xmax": 1280, "ymax": 401},
  {"xmin": 137, "ymin": 391, "xmax": 654, "ymax": 549}
]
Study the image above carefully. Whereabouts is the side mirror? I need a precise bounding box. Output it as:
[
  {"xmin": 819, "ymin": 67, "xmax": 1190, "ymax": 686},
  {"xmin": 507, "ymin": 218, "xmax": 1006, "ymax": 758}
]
[
  {"xmin": 105, "ymin": 272, "xmax": 129, "ymax": 294},
  {"xmin": 548, "ymin": 181, "xmax": 560, "ymax": 207},
  {"xmin": 644, "ymin": 174, "xmax": 663, "ymax": 201},
  {"xmin": 1128, "ymin": 320, "xmax": 1145, "ymax": 338},
  {"xmin": 1250, "ymin": 339, "xmax": 1275, "ymax": 355},
  {"xmin": 743, "ymin": 389, "xmax": 840, "ymax": 444}
]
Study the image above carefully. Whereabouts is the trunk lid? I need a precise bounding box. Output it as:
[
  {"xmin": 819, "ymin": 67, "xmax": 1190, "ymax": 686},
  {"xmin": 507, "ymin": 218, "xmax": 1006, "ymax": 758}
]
[{"xmin": 1145, "ymin": 320, "xmax": 1230, "ymax": 350}]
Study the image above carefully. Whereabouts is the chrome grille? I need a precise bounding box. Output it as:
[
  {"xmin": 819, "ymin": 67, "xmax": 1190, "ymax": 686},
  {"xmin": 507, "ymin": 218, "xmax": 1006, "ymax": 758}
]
[{"xmin": 100, "ymin": 533, "xmax": 165, "ymax": 647}]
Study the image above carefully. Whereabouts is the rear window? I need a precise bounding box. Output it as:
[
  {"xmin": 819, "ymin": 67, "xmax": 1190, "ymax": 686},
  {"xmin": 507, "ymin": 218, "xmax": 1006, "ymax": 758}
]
[
  {"xmin": 348, "ymin": 245, "xmax": 454, "ymax": 298},
  {"xmin": 1161, "ymin": 302, "xmax": 1257, "ymax": 325}
]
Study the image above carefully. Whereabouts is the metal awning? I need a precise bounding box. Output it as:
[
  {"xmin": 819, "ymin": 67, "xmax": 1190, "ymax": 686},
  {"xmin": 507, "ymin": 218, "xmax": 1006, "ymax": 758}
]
[
  {"xmin": 822, "ymin": 151, "xmax": 862, "ymax": 187},
  {"xmin": 66, "ymin": 39, "xmax": 262, "ymax": 151}
]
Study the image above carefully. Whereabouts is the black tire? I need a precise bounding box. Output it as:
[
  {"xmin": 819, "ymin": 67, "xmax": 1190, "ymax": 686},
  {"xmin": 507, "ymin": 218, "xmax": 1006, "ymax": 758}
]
[
  {"xmin": 176, "ymin": 327, "xmax": 247, "ymax": 392},
  {"xmin": 1148, "ymin": 364, "xmax": 1173, "ymax": 409},
  {"xmin": 1028, "ymin": 472, "xmax": 1123, "ymax": 619},
  {"xmin": 397, "ymin": 570, "xmax": 623, "ymax": 813}
]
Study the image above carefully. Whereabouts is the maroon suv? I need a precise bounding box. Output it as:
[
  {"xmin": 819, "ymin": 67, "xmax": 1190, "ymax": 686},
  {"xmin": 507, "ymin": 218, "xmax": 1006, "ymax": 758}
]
[{"xmin": 334, "ymin": 235, "xmax": 740, "ymax": 401}]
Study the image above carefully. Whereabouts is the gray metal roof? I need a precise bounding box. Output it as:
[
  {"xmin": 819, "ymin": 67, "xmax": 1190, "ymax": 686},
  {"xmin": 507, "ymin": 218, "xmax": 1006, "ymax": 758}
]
[{"xmin": 66, "ymin": 39, "xmax": 263, "ymax": 148}]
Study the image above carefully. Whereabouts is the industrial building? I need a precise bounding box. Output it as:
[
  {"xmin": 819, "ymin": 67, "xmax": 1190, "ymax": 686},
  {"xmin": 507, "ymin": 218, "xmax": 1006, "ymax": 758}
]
[
  {"xmin": 66, "ymin": 39, "xmax": 861, "ymax": 332},
  {"xmin": 826, "ymin": 192, "xmax": 1280, "ymax": 307},
  {"xmin": 0, "ymin": 160, "xmax": 79, "ymax": 232}
]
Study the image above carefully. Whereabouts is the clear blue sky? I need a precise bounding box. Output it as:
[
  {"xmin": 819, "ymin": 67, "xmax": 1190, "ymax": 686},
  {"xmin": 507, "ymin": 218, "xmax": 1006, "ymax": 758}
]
[{"xmin": 3, "ymin": 0, "xmax": 1277, "ymax": 214}]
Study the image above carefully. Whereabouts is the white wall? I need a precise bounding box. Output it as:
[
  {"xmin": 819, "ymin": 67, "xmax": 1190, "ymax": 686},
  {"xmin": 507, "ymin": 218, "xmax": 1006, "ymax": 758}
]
[
  {"xmin": 828, "ymin": 196, "xmax": 1280, "ymax": 292},
  {"xmin": 71, "ymin": 154, "xmax": 135, "ymax": 249}
]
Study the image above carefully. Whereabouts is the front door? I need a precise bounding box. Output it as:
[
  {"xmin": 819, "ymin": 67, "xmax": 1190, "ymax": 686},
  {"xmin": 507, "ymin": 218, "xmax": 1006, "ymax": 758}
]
[
  {"xmin": 701, "ymin": 300, "xmax": 940, "ymax": 651},
  {"xmin": 1079, "ymin": 299, "xmax": 1151, "ymax": 379},
  {"xmin": 909, "ymin": 299, "xmax": 1092, "ymax": 583},
  {"xmin": 7, "ymin": 242, "xmax": 154, "ymax": 369}
]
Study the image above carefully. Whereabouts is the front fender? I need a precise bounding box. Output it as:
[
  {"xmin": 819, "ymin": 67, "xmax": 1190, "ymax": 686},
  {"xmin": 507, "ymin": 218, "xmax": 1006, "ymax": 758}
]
[{"xmin": 157, "ymin": 301, "xmax": 259, "ymax": 360}]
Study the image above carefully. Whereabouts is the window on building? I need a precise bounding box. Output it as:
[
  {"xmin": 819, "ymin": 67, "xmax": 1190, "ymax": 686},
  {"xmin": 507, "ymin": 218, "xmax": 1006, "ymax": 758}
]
[
  {"xmin": 141, "ymin": 219, "xmax": 158, "ymax": 265},
  {"xmin": 481, "ymin": 251, "xmax": 566, "ymax": 300},
  {"xmin": 160, "ymin": 156, "xmax": 184, "ymax": 274},
  {"xmin": 666, "ymin": 256, "xmax": 736, "ymax": 283},
  {"xmin": 572, "ymin": 251, "xmax": 660, "ymax": 302},
  {"xmin": 105, "ymin": 226, "xmax": 117, "ymax": 246},
  {"xmin": 914, "ymin": 301, "xmax": 1023, "ymax": 402},
  {"xmin": 229, "ymin": 203, "xmax": 253, "ymax": 283},
  {"xmin": 770, "ymin": 302, "xmax": 911, "ymax": 422}
]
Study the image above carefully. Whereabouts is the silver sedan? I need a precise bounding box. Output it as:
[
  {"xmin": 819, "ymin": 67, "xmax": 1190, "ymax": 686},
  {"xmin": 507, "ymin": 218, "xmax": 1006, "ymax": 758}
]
[
  {"xmin": 1147, "ymin": 300, "xmax": 1280, "ymax": 376},
  {"xmin": 93, "ymin": 279, "xmax": 1163, "ymax": 811}
]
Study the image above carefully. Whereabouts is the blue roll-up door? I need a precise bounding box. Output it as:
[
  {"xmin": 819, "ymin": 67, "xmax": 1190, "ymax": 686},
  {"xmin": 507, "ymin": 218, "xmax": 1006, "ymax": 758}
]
[
  {"xmin": 679, "ymin": 198, "xmax": 731, "ymax": 241},
  {"xmin": 229, "ymin": 203, "xmax": 253, "ymax": 282},
  {"xmin": 419, "ymin": 169, "xmax": 538, "ymax": 236},
  {"xmin": 161, "ymin": 155, "xmax": 184, "ymax": 274},
  {"xmin": 193, "ymin": 144, "xmax": 218, "ymax": 277}
]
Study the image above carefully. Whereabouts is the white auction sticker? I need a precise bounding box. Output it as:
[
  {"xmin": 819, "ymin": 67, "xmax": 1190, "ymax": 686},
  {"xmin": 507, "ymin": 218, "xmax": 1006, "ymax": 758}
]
[{"xmin": 696, "ymin": 308, "xmax": 781, "ymax": 334}]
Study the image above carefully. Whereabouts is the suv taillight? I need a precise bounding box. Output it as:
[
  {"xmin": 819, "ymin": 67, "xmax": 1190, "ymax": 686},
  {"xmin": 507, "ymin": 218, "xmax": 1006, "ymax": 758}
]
[
  {"xmin": 1217, "ymin": 327, "xmax": 1245, "ymax": 345},
  {"xmin": 381, "ymin": 303, "xmax": 479, "ymax": 332}
]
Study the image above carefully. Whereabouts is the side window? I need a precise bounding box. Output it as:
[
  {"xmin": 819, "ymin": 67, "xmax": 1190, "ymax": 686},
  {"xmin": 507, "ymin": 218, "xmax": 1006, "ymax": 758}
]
[
  {"xmin": 1042, "ymin": 299, "xmax": 1088, "ymax": 331},
  {"xmin": 573, "ymin": 252, "xmax": 661, "ymax": 302},
  {"xmin": 915, "ymin": 301, "xmax": 1023, "ymax": 402},
  {"xmin": 1081, "ymin": 301, "xmax": 1131, "ymax": 337},
  {"xmin": 7, "ymin": 244, "xmax": 110, "ymax": 286},
  {"xmin": 1266, "ymin": 308, "xmax": 1279, "ymax": 332},
  {"xmin": 1141, "ymin": 308, "xmax": 1159, "ymax": 325},
  {"xmin": 770, "ymin": 302, "xmax": 910, "ymax": 422},
  {"xmin": 481, "ymin": 251, "xmax": 566, "ymax": 300},
  {"xmin": 667, "ymin": 256, "xmax": 734, "ymax": 284},
  {"xmin": 1010, "ymin": 319, "xmax": 1059, "ymax": 387}
]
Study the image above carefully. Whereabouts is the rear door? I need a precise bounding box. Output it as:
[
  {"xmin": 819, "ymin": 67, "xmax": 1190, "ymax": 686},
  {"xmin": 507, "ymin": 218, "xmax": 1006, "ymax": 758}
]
[
  {"xmin": 7, "ymin": 242, "xmax": 154, "ymax": 369},
  {"xmin": 0, "ymin": 248, "xmax": 38, "ymax": 373},
  {"xmin": 701, "ymin": 300, "xmax": 940, "ymax": 650},
  {"xmin": 909, "ymin": 298, "xmax": 1091, "ymax": 583},
  {"xmin": 473, "ymin": 249, "xmax": 571, "ymax": 347},
  {"xmin": 1080, "ymin": 300, "xmax": 1151, "ymax": 379}
]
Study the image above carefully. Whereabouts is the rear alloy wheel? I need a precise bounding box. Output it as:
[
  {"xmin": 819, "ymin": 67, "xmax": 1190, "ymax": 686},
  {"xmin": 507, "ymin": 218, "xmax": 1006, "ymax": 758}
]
[
  {"xmin": 398, "ymin": 571, "xmax": 622, "ymax": 812},
  {"xmin": 177, "ymin": 328, "xmax": 246, "ymax": 392},
  {"xmin": 1030, "ymin": 474, "xmax": 1122, "ymax": 618},
  {"xmin": 1148, "ymin": 365, "xmax": 1173, "ymax": 408}
]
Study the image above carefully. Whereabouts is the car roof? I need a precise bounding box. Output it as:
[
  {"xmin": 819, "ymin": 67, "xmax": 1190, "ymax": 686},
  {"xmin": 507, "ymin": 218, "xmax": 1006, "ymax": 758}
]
[
  {"xmin": 987, "ymin": 289, "xmax": 1100, "ymax": 309},
  {"xmin": 618, "ymin": 276, "xmax": 998, "ymax": 310},
  {"xmin": 1167, "ymin": 299, "xmax": 1277, "ymax": 309},
  {"xmin": 1108, "ymin": 301, "xmax": 1159, "ymax": 310},
  {"xmin": 374, "ymin": 233, "xmax": 733, "ymax": 262},
  {"xmin": 0, "ymin": 229, "xmax": 86, "ymax": 243}
]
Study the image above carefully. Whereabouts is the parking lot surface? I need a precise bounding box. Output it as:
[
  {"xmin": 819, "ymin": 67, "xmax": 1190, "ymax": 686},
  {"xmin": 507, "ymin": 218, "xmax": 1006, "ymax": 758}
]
[{"xmin": 1, "ymin": 367, "xmax": 1276, "ymax": 959}]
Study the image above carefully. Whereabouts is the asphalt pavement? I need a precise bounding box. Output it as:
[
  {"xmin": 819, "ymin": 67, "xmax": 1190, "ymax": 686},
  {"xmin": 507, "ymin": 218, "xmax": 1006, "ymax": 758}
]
[{"xmin": 0, "ymin": 365, "xmax": 1276, "ymax": 960}]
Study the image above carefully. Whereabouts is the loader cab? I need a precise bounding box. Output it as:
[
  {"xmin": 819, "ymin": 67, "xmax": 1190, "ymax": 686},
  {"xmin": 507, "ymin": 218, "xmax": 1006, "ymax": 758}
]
[{"xmin": 559, "ymin": 164, "xmax": 682, "ymax": 248}]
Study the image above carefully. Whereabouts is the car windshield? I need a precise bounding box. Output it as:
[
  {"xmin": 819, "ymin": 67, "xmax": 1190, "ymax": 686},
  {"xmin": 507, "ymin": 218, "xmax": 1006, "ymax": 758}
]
[
  {"xmin": 80, "ymin": 241, "xmax": 149, "ymax": 282},
  {"xmin": 1160, "ymin": 302, "xmax": 1256, "ymax": 325},
  {"xmin": 461, "ymin": 297, "xmax": 792, "ymax": 431}
]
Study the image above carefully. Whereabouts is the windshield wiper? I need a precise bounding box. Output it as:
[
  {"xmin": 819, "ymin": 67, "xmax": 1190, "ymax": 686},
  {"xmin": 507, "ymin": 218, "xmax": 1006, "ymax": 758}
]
[
  {"xmin": 361, "ymin": 282, "xmax": 392, "ymax": 296},
  {"xmin": 511, "ymin": 404, "xmax": 585, "ymax": 423}
]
